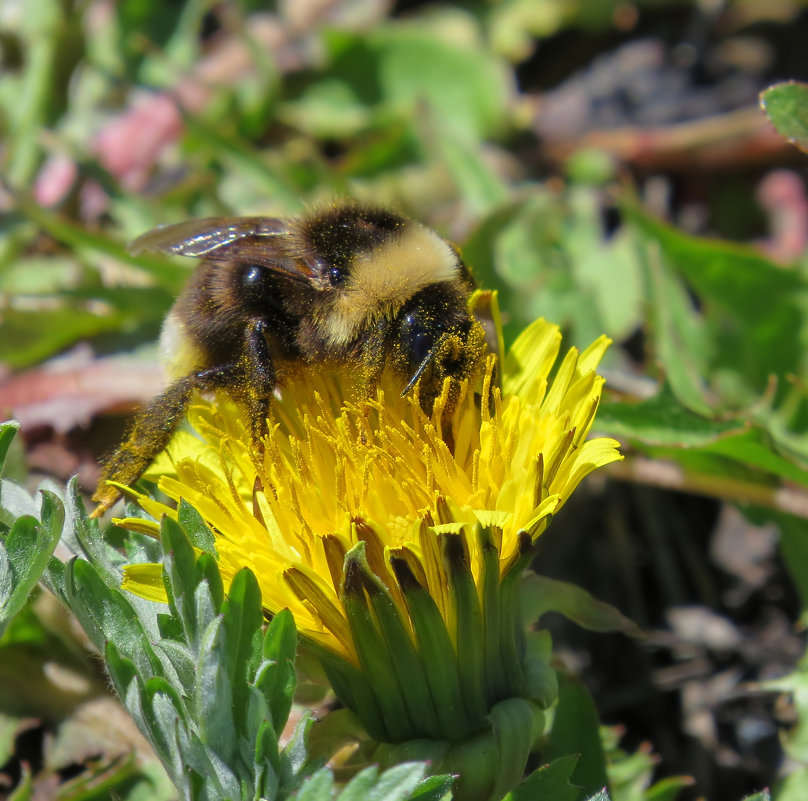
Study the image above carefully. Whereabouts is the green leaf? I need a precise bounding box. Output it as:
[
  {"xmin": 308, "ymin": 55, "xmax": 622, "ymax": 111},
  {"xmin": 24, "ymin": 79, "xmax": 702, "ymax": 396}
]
[
  {"xmin": 644, "ymin": 774, "xmax": 695, "ymax": 801},
  {"xmin": 699, "ymin": 429, "xmax": 808, "ymax": 488},
  {"xmin": 521, "ymin": 574, "xmax": 642, "ymax": 638},
  {"xmin": 160, "ymin": 514, "xmax": 205, "ymax": 641},
  {"xmin": 0, "ymin": 422, "xmax": 19, "ymax": 473},
  {"xmin": 597, "ymin": 386, "xmax": 744, "ymax": 447},
  {"xmin": 776, "ymin": 767, "xmax": 808, "ymax": 801},
  {"xmin": 488, "ymin": 698, "xmax": 544, "ymax": 800},
  {"xmin": 177, "ymin": 499, "xmax": 217, "ymax": 554},
  {"xmin": 339, "ymin": 763, "xmax": 428, "ymax": 801},
  {"xmin": 545, "ymin": 673, "xmax": 609, "ymax": 797},
  {"xmin": 642, "ymin": 238, "xmax": 713, "ymax": 415},
  {"xmin": 626, "ymin": 204, "xmax": 808, "ymax": 403},
  {"xmin": 742, "ymin": 791, "xmax": 772, "ymax": 801},
  {"xmin": 67, "ymin": 558, "xmax": 162, "ymax": 676},
  {"xmin": 17, "ymin": 197, "xmax": 188, "ymax": 289},
  {"xmin": 409, "ymin": 773, "xmax": 456, "ymax": 801},
  {"xmin": 504, "ymin": 755, "xmax": 581, "ymax": 801},
  {"xmin": 0, "ymin": 307, "xmax": 125, "ymax": 369},
  {"xmin": 257, "ymin": 609, "xmax": 298, "ymax": 739},
  {"xmin": 777, "ymin": 514, "xmax": 808, "ymax": 623},
  {"xmin": 194, "ymin": 617, "xmax": 238, "ymax": 762},
  {"xmin": 760, "ymin": 81, "xmax": 808, "ymax": 154},
  {"xmin": 0, "ymin": 493, "xmax": 62, "ymax": 634},
  {"xmin": 295, "ymin": 767, "xmax": 336, "ymax": 801},
  {"xmin": 220, "ymin": 567, "xmax": 264, "ymax": 730},
  {"xmin": 7, "ymin": 764, "xmax": 32, "ymax": 801}
]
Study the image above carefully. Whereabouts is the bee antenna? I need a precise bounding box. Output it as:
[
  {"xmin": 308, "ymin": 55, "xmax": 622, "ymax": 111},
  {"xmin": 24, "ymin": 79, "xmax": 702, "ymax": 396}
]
[{"xmin": 401, "ymin": 334, "xmax": 448, "ymax": 397}]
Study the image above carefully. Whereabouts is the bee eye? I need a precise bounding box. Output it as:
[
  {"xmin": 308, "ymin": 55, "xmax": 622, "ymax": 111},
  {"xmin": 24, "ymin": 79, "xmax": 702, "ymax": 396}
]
[
  {"xmin": 242, "ymin": 265, "xmax": 267, "ymax": 286},
  {"xmin": 329, "ymin": 266, "xmax": 345, "ymax": 286},
  {"xmin": 401, "ymin": 312, "xmax": 436, "ymax": 369}
]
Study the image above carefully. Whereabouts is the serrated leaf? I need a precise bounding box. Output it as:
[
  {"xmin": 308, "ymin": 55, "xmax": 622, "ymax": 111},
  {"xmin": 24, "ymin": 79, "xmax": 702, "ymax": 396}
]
[
  {"xmin": 505, "ymin": 755, "xmax": 581, "ymax": 801},
  {"xmin": 545, "ymin": 673, "xmax": 609, "ymax": 797},
  {"xmin": 761, "ymin": 81, "xmax": 808, "ymax": 154}
]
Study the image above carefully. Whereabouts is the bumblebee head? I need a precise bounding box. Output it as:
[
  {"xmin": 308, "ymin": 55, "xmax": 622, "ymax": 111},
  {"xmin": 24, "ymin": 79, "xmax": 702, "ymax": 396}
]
[{"xmin": 396, "ymin": 284, "xmax": 488, "ymax": 415}]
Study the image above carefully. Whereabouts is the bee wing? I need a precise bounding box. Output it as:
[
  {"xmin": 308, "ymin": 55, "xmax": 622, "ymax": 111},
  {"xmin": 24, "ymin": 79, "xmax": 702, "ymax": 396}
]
[{"xmin": 129, "ymin": 217, "xmax": 317, "ymax": 282}]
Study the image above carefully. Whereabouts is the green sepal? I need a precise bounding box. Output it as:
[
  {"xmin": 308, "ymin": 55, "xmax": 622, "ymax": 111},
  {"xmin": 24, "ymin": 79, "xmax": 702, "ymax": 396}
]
[
  {"xmin": 391, "ymin": 555, "xmax": 472, "ymax": 741},
  {"xmin": 498, "ymin": 536, "xmax": 534, "ymax": 695},
  {"xmin": 523, "ymin": 630, "xmax": 558, "ymax": 708},
  {"xmin": 444, "ymin": 531, "xmax": 488, "ymax": 726},
  {"xmin": 320, "ymin": 650, "xmax": 388, "ymax": 743},
  {"xmin": 437, "ymin": 726, "xmax": 499, "ymax": 801},
  {"xmin": 342, "ymin": 543, "xmax": 413, "ymax": 741},
  {"xmin": 487, "ymin": 697, "xmax": 544, "ymax": 801},
  {"xmin": 307, "ymin": 707, "xmax": 368, "ymax": 767},
  {"xmin": 347, "ymin": 542, "xmax": 441, "ymax": 740},
  {"xmin": 479, "ymin": 526, "xmax": 506, "ymax": 701}
]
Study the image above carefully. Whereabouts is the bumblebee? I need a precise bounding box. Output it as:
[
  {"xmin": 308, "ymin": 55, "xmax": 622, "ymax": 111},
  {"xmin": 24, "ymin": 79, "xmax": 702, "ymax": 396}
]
[{"xmin": 92, "ymin": 203, "xmax": 488, "ymax": 513}]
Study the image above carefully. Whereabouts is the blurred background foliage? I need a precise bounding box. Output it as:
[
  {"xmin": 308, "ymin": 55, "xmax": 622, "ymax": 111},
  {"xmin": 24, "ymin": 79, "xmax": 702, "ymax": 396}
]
[{"xmin": 3, "ymin": 0, "xmax": 808, "ymax": 799}]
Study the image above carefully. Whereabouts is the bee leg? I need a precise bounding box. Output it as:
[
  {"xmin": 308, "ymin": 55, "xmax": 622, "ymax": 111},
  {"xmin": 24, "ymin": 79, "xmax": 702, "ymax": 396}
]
[
  {"xmin": 233, "ymin": 319, "xmax": 276, "ymax": 445},
  {"xmin": 92, "ymin": 322, "xmax": 275, "ymax": 517},
  {"xmin": 91, "ymin": 375, "xmax": 198, "ymax": 515}
]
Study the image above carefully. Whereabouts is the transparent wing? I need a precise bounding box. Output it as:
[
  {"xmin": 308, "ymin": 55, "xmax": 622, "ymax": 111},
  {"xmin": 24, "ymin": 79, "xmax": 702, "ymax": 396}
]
[{"xmin": 129, "ymin": 217, "xmax": 317, "ymax": 282}]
